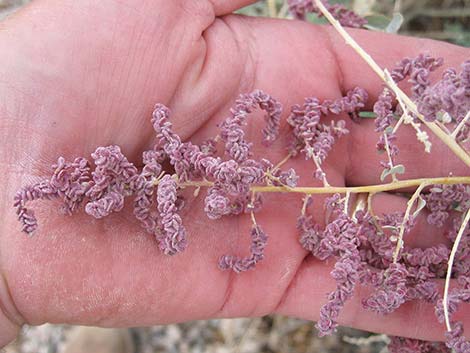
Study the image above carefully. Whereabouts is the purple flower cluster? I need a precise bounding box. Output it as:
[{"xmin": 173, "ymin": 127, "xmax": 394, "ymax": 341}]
[
  {"xmin": 85, "ymin": 146, "xmax": 139, "ymax": 219},
  {"xmin": 297, "ymin": 186, "xmax": 470, "ymax": 347},
  {"xmin": 390, "ymin": 54, "xmax": 444, "ymax": 98},
  {"xmin": 14, "ymin": 157, "xmax": 91, "ymax": 235},
  {"xmin": 287, "ymin": 87, "xmax": 367, "ymax": 180},
  {"xmin": 12, "ymin": 52, "xmax": 470, "ymax": 353},
  {"xmin": 156, "ymin": 175, "xmax": 188, "ymax": 255},
  {"xmin": 376, "ymin": 54, "xmax": 470, "ymax": 175},
  {"xmin": 371, "ymin": 55, "xmax": 470, "ymax": 179},
  {"xmin": 446, "ymin": 322, "xmax": 470, "ymax": 353},
  {"xmin": 218, "ymin": 224, "xmax": 268, "ymax": 273},
  {"xmin": 287, "ymin": 0, "xmax": 367, "ymax": 28},
  {"xmin": 362, "ymin": 263, "xmax": 408, "ymax": 314},
  {"xmin": 298, "ymin": 195, "xmax": 362, "ymax": 335},
  {"xmin": 417, "ymin": 60, "xmax": 470, "ymax": 137},
  {"xmin": 424, "ymin": 184, "xmax": 470, "ymax": 227},
  {"xmin": 15, "ymin": 90, "xmax": 296, "ymax": 271},
  {"xmin": 220, "ymin": 90, "xmax": 282, "ymax": 162}
]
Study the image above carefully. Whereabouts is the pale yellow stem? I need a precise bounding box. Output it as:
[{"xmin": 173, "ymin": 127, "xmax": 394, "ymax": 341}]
[
  {"xmin": 392, "ymin": 182, "xmax": 428, "ymax": 263},
  {"xmin": 267, "ymin": 0, "xmax": 277, "ymax": 17},
  {"xmin": 367, "ymin": 192, "xmax": 384, "ymax": 234},
  {"xmin": 451, "ymin": 111, "xmax": 470, "ymax": 139},
  {"xmin": 278, "ymin": 2, "xmax": 289, "ymax": 18},
  {"xmin": 443, "ymin": 207, "xmax": 470, "ymax": 331},
  {"xmin": 312, "ymin": 155, "xmax": 330, "ymax": 187},
  {"xmin": 301, "ymin": 194, "xmax": 311, "ymax": 216},
  {"xmin": 344, "ymin": 191, "xmax": 351, "ymax": 214},
  {"xmin": 385, "ymin": 70, "xmax": 432, "ymax": 153},
  {"xmin": 383, "ymin": 132, "xmax": 398, "ymax": 182},
  {"xmin": 272, "ymin": 153, "xmax": 293, "ymax": 172},
  {"xmin": 180, "ymin": 176, "xmax": 470, "ymax": 195},
  {"xmin": 250, "ymin": 192, "xmax": 258, "ymax": 226}
]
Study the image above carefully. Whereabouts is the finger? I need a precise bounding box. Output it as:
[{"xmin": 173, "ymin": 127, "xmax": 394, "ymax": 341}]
[
  {"xmin": 275, "ymin": 257, "xmax": 468, "ymax": 342},
  {"xmin": 0, "ymin": 277, "xmax": 20, "ymax": 347}
]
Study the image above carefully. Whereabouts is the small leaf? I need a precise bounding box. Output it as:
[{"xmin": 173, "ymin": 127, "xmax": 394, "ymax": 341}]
[
  {"xmin": 412, "ymin": 196, "xmax": 427, "ymax": 218},
  {"xmin": 389, "ymin": 164, "xmax": 405, "ymax": 175},
  {"xmin": 359, "ymin": 111, "xmax": 377, "ymax": 119},
  {"xmin": 386, "ymin": 13, "xmax": 404, "ymax": 33},
  {"xmin": 364, "ymin": 14, "xmax": 391, "ymax": 30},
  {"xmin": 306, "ymin": 13, "xmax": 327, "ymax": 24},
  {"xmin": 380, "ymin": 164, "xmax": 405, "ymax": 182},
  {"xmin": 380, "ymin": 168, "xmax": 391, "ymax": 182}
]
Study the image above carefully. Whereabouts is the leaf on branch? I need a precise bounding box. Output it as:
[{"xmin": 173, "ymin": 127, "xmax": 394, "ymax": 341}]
[
  {"xmin": 359, "ymin": 111, "xmax": 377, "ymax": 119},
  {"xmin": 385, "ymin": 13, "xmax": 404, "ymax": 34},
  {"xmin": 380, "ymin": 164, "xmax": 406, "ymax": 182},
  {"xmin": 412, "ymin": 196, "xmax": 427, "ymax": 218}
]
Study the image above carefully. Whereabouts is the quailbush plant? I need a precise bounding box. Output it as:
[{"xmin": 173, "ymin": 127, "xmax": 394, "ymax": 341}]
[{"xmin": 13, "ymin": 0, "xmax": 470, "ymax": 352}]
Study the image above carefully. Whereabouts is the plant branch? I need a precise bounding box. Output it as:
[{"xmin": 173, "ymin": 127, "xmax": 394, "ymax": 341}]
[
  {"xmin": 392, "ymin": 182, "xmax": 427, "ymax": 262},
  {"xmin": 443, "ymin": 207, "xmax": 470, "ymax": 331},
  {"xmin": 180, "ymin": 176, "xmax": 470, "ymax": 195},
  {"xmin": 451, "ymin": 111, "xmax": 470, "ymax": 139},
  {"xmin": 267, "ymin": 0, "xmax": 277, "ymax": 17},
  {"xmin": 312, "ymin": 0, "xmax": 470, "ymax": 168}
]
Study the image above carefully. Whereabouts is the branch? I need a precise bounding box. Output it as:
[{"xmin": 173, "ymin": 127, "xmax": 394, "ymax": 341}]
[
  {"xmin": 443, "ymin": 207, "xmax": 470, "ymax": 331},
  {"xmin": 180, "ymin": 176, "xmax": 470, "ymax": 195},
  {"xmin": 312, "ymin": 0, "xmax": 470, "ymax": 168}
]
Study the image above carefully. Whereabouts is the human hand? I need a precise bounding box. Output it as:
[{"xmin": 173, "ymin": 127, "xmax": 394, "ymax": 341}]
[{"xmin": 0, "ymin": 0, "xmax": 469, "ymax": 347}]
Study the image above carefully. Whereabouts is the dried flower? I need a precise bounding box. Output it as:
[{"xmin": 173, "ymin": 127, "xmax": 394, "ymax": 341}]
[
  {"xmin": 219, "ymin": 224, "xmax": 268, "ymax": 273},
  {"xmin": 156, "ymin": 175, "xmax": 187, "ymax": 255},
  {"xmin": 220, "ymin": 90, "xmax": 282, "ymax": 162}
]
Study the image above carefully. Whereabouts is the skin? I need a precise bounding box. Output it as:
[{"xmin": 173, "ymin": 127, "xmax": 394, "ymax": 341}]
[{"xmin": 0, "ymin": 0, "xmax": 469, "ymax": 347}]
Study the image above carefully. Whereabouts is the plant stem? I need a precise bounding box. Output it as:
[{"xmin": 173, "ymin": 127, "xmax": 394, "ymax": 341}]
[
  {"xmin": 267, "ymin": 0, "xmax": 277, "ymax": 17},
  {"xmin": 443, "ymin": 207, "xmax": 470, "ymax": 331},
  {"xmin": 301, "ymin": 194, "xmax": 311, "ymax": 216},
  {"xmin": 180, "ymin": 176, "xmax": 470, "ymax": 195},
  {"xmin": 367, "ymin": 192, "xmax": 384, "ymax": 234},
  {"xmin": 451, "ymin": 111, "xmax": 470, "ymax": 139},
  {"xmin": 392, "ymin": 182, "xmax": 427, "ymax": 263},
  {"xmin": 278, "ymin": 2, "xmax": 289, "ymax": 18},
  {"xmin": 312, "ymin": 0, "xmax": 470, "ymax": 168},
  {"xmin": 386, "ymin": 70, "xmax": 432, "ymax": 153},
  {"xmin": 272, "ymin": 153, "xmax": 293, "ymax": 172},
  {"xmin": 383, "ymin": 132, "xmax": 398, "ymax": 182},
  {"xmin": 344, "ymin": 191, "xmax": 351, "ymax": 214}
]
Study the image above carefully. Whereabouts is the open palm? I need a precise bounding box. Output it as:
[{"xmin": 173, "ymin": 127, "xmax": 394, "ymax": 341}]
[{"xmin": 1, "ymin": 0, "xmax": 469, "ymax": 346}]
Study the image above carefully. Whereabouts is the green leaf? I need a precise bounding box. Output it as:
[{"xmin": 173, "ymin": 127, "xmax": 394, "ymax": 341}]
[
  {"xmin": 359, "ymin": 111, "xmax": 377, "ymax": 119},
  {"xmin": 364, "ymin": 14, "xmax": 392, "ymax": 31},
  {"xmin": 390, "ymin": 164, "xmax": 405, "ymax": 175},
  {"xmin": 380, "ymin": 168, "xmax": 391, "ymax": 182},
  {"xmin": 386, "ymin": 13, "xmax": 404, "ymax": 33},
  {"xmin": 380, "ymin": 164, "xmax": 405, "ymax": 182},
  {"xmin": 306, "ymin": 13, "xmax": 328, "ymax": 24}
]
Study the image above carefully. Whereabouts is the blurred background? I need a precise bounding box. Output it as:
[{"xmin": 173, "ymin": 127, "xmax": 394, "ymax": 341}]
[
  {"xmin": 1, "ymin": 0, "xmax": 469, "ymax": 352},
  {"xmin": 238, "ymin": 0, "xmax": 470, "ymax": 46}
]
